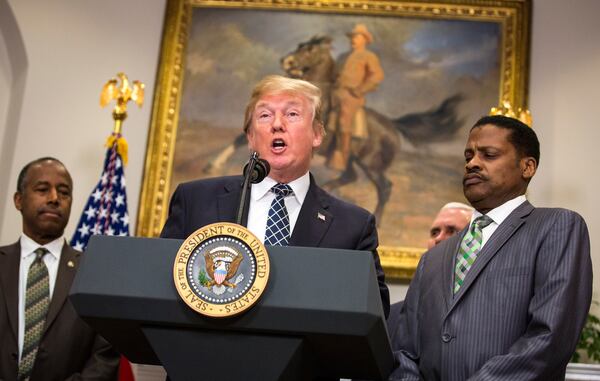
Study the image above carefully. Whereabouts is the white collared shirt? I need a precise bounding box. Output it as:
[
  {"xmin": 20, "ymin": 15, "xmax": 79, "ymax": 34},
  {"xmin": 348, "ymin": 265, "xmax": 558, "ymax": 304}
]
[
  {"xmin": 470, "ymin": 194, "xmax": 527, "ymax": 248},
  {"xmin": 246, "ymin": 172, "xmax": 310, "ymax": 243},
  {"xmin": 18, "ymin": 234, "xmax": 64, "ymax": 360}
]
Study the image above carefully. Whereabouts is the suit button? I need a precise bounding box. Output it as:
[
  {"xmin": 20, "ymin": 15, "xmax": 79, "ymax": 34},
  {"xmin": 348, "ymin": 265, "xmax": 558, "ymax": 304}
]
[
  {"xmin": 441, "ymin": 333, "xmax": 452, "ymax": 343},
  {"xmin": 11, "ymin": 352, "xmax": 18, "ymax": 360}
]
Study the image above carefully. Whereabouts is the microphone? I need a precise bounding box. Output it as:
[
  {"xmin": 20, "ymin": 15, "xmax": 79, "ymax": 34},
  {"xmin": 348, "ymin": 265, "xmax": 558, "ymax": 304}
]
[
  {"xmin": 237, "ymin": 152, "xmax": 270, "ymax": 225},
  {"xmin": 242, "ymin": 156, "xmax": 270, "ymax": 184}
]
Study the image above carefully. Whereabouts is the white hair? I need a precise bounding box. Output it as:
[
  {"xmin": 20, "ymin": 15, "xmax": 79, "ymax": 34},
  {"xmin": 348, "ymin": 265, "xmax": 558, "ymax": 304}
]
[{"xmin": 440, "ymin": 202, "xmax": 474, "ymax": 212}]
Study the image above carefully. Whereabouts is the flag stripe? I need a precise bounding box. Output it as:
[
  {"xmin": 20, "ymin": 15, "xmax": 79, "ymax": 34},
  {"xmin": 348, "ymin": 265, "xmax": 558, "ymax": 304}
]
[
  {"xmin": 70, "ymin": 137, "xmax": 130, "ymax": 251},
  {"xmin": 69, "ymin": 135, "xmax": 134, "ymax": 381}
]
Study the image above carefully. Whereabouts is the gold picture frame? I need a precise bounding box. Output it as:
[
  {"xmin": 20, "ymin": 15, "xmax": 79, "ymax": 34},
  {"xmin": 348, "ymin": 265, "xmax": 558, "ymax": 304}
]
[{"xmin": 136, "ymin": 0, "xmax": 530, "ymax": 280}]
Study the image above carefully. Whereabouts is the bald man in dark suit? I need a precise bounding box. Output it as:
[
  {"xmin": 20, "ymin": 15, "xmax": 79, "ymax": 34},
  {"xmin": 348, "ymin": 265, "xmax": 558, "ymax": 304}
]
[{"xmin": 389, "ymin": 116, "xmax": 592, "ymax": 380}]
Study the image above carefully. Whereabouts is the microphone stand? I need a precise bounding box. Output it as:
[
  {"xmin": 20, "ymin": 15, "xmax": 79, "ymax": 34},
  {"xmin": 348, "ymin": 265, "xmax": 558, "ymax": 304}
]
[{"xmin": 237, "ymin": 152, "xmax": 260, "ymax": 225}]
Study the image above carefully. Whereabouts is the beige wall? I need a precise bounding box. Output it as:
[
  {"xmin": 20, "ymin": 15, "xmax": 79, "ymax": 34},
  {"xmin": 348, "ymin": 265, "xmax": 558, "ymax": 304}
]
[
  {"xmin": 0, "ymin": 0, "xmax": 598, "ymax": 307},
  {"xmin": 0, "ymin": 0, "xmax": 27, "ymax": 238},
  {"xmin": 528, "ymin": 0, "xmax": 600, "ymax": 304},
  {"xmin": 0, "ymin": 0, "xmax": 167, "ymax": 245}
]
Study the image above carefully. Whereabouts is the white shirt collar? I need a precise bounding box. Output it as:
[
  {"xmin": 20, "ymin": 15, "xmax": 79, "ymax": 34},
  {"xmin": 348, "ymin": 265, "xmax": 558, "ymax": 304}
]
[
  {"xmin": 20, "ymin": 233, "xmax": 64, "ymax": 261},
  {"xmin": 471, "ymin": 194, "xmax": 527, "ymax": 226},
  {"xmin": 251, "ymin": 172, "xmax": 310, "ymax": 205}
]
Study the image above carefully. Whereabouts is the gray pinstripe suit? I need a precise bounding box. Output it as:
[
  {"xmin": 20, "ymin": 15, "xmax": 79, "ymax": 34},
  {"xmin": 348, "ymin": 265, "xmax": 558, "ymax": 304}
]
[{"xmin": 389, "ymin": 201, "xmax": 592, "ymax": 380}]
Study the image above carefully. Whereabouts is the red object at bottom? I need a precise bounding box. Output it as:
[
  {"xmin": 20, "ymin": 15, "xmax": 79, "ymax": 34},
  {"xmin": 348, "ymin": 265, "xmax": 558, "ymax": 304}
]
[{"xmin": 119, "ymin": 356, "xmax": 135, "ymax": 381}]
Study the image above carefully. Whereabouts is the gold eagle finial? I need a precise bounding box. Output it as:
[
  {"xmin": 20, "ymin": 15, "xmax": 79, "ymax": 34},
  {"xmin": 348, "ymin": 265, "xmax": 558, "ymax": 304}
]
[
  {"xmin": 99, "ymin": 72, "xmax": 145, "ymax": 165},
  {"xmin": 99, "ymin": 72, "xmax": 145, "ymax": 127}
]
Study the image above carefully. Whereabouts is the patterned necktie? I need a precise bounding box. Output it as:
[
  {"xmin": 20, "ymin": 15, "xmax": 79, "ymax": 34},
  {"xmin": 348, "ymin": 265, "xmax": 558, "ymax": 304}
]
[
  {"xmin": 18, "ymin": 248, "xmax": 50, "ymax": 381},
  {"xmin": 454, "ymin": 215, "xmax": 494, "ymax": 294},
  {"xmin": 264, "ymin": 183, "xmax": 293, "ymax": 246}
]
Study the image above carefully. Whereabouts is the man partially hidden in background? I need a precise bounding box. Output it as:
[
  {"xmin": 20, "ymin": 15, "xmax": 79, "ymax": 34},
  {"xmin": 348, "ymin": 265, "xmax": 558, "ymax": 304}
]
[
  {"xmin": 427, "ymin": 202, "xmax": 474, "ymax": 249},
  {"xmin": 388, "ymin": 202, "xmax": 473, "ymax": 347},
  {"xmin": 389, "ymin": 115, "xmax": 592, "ymax": 380},
  {"xmin": 0, "ymin": 157, "xmax": 119, "ymax": 381}
]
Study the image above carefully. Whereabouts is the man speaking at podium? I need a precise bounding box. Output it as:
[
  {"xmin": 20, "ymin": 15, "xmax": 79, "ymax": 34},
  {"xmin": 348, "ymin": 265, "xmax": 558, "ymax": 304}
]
[{"xmin": 161, "ymin": 75, "xmax": 390, "ymax": 317}]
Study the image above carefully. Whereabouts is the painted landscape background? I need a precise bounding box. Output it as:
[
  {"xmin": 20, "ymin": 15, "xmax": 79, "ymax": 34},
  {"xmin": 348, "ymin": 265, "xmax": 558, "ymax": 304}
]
[{"xmin": 171, "ymin": 8, "xmax": 501, "ymax": 248}]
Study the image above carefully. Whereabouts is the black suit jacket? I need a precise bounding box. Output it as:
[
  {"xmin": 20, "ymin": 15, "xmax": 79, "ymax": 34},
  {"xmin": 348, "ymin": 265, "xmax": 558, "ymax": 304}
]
[
  {"xmin": 0, "ymin": 241, "xmax": 119, "ymax": 381},
  {"xmin": 160, "ymin": 174, "xmax": 390, "ymax": 317}
]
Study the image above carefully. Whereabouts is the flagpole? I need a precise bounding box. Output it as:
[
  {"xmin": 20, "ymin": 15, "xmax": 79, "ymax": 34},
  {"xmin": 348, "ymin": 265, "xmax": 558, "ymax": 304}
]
[
  {"xmin": 71, "ymin": 72, "xmax": 145, "ymax": 381},
  {"xmin": 101, "ymin": 72, "xmax": 145, "ymax": 165},
  {"xmin": 113, "ymin": 112, "xmax": 125, "ymax": 135}
]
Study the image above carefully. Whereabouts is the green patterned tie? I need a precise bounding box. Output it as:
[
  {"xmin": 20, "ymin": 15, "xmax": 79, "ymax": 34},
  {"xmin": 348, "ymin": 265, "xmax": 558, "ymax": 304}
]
[
  {"xmin": 18, "ymin": 248, "xmax": 50, "ymax": 381},
  {"xmin": 454, "ymin": 215, "xmax": 493, "ymax": 294}
]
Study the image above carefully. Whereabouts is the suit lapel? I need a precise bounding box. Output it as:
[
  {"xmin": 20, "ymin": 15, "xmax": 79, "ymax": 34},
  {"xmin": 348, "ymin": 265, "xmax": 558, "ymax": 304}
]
[
  {"xmin": 441, "ymin": 233, "xmax": 464, "ymax": 311},
  {"xmin": 217, "ymin": 177, "xmax": 245, "ymax": 224},
  {"xmin": 0, "ymin": 242, "xmax": 21, "ymax": 340},
  {"xmin": 447, "ymin": 201, "xmax": 534, "ymax": 313},
  {"xmin": 289, "ymin": 175, "xmax": 332, "ymax": 247},
  {"xmin": 44, "ymin": 243, "xmax": 79, "ymax": 333}
]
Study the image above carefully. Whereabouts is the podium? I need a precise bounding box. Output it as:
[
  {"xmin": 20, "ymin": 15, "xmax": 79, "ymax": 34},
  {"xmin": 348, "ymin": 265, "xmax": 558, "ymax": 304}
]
[{"xmin": 70, "ymin": 235, "xmax": 393, "ymax": 380}]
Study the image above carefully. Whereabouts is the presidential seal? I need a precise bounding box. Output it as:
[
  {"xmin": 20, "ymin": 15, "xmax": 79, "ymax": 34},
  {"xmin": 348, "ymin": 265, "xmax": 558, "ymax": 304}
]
[{"xmin": 173, "ymin": 222, "xmax": 270, "ymax": 317}]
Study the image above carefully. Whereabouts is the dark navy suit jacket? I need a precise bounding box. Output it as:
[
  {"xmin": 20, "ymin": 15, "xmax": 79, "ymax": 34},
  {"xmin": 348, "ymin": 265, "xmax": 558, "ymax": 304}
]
[{"xmin": 160, "ymin": 174, "xmax": 390, "ymax": 317}]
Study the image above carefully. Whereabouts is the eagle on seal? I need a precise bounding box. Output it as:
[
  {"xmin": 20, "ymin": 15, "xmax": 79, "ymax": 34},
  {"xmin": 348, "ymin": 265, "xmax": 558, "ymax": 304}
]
[{"xmin": 204, "ymin": 247, "xmax": 243, "ymax": 288}]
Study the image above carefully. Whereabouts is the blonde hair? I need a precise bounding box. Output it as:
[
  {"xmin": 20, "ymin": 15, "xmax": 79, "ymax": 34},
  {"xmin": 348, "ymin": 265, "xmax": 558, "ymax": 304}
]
[{"xmin": 243, "ymin": 75, "xmax": 325, "ymax": 136}]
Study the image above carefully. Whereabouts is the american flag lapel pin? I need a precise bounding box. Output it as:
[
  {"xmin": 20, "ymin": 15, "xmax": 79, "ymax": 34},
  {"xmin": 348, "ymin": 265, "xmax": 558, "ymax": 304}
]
[{"xmin": 317, "ymin": 212, "xmax": 326, "ymax": 222}]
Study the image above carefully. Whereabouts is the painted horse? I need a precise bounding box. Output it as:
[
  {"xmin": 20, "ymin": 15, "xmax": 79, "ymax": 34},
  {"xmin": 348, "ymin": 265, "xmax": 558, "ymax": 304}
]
[{"xmin": 204, "ymin": 35, "xmax": 464, "ymax": 224}]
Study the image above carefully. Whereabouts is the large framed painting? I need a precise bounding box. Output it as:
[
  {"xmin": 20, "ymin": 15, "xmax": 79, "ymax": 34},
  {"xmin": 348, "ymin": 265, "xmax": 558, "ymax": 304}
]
[{"xmin": 137, "ymin": 0, "xmax": 531, "ymax": 279}]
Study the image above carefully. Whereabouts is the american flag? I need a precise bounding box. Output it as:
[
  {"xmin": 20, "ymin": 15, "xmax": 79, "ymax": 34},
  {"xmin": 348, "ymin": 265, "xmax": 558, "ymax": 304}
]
[
  {"xmin": 69, "ymin": 133, "xmax": 135, "ymax": 381},
  {"xmin": 70, "ymin": 136, "xmax": 129, "ymax": 250}
]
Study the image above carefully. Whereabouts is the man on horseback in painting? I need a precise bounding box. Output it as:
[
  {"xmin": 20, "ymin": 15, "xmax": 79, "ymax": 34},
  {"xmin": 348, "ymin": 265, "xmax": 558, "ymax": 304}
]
[
  {"xmin": 328, "ymin": 24, "xmax": 384, "ymax": 171},
  {"xmin": 204, "ymin": 33, "xmax": 464, "ymax": 225}
]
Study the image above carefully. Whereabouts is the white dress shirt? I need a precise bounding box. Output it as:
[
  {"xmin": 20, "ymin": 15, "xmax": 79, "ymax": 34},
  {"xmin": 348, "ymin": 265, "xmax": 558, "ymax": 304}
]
[
  {"xmin": 18, "ymin": 234, "xmax": 64, "ymax": 360},
  {"xmin": 470, "ymin": 194, "xmax": 527, "ymax": 248},
  {"xmin": 246, "ymin": 172, "xmax": 310, "ymax": 243}
]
